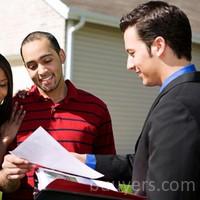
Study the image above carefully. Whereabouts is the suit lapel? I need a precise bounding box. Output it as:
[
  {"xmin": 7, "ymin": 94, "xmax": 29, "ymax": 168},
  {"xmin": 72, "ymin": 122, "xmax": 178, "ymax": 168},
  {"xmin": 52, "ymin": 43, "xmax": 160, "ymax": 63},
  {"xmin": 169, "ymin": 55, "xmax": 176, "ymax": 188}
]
[{"xmin": 134, "ymin": 72, "xmax": 200, "ymax": 152}]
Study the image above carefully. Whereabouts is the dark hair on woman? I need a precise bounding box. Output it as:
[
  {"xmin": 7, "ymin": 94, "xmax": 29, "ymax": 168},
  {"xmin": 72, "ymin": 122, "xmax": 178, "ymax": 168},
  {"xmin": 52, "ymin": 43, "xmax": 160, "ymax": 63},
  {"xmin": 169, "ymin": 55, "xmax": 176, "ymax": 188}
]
[
  {"xmin": 120, "ymin": 1, "xmax": 192, "ymax": 61},
  {"xmin": 20, "ymin": 31, "xmax": 61, "ymax": 62},
  {"xmin": 0, "ymin": 54, "xmax": 13, "ymax": 125}
]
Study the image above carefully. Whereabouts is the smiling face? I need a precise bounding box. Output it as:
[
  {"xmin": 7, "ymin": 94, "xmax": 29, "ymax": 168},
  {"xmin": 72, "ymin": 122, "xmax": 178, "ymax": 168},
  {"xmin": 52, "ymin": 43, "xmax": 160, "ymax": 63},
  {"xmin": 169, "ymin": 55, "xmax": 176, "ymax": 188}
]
[
  {"xmin": 0, "ymin": 67, "xmax": 8, "ymax": 104},
  {"xmin": 124, "ymin": 26, "xmax": 162, "ymax": 86},
  {"xmin": 21, "ymin": 37, "xmax": 66, "ymax": 95}
]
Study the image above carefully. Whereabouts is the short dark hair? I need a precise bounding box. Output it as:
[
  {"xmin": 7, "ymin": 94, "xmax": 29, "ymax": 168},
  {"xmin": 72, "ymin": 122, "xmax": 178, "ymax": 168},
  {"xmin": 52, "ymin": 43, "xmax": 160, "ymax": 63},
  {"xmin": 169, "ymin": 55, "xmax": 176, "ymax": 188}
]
[
  {"xmin": 0, "ymin": 54, "xmax": 13, "ymax": 125},
  {"xmin": 20, "ymin": 31, "xmax": 61, "ymax": 61},
  {"xmin": 120, "ymin": 1, "xmax": 192, "ymax": 61}
]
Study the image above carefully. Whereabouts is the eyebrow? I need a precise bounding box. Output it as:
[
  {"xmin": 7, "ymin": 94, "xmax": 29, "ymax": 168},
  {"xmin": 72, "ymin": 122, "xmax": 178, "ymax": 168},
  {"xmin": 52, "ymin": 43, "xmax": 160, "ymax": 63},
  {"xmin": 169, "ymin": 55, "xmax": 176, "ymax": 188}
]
[
  {"xmin": 40, "ymin": 54, "xmax": 53, "ymax": 59},
  {"xmin": 25, "ymin": 53, "xmax": 53, "ymax": 65}
]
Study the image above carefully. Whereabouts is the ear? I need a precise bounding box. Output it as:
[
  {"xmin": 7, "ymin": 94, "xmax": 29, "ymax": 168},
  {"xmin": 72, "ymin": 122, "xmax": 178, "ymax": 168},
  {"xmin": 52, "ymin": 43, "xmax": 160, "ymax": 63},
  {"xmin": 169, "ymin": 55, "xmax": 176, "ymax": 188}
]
[
  {"xmin": 151, "ymin": 36, "xmax": 166, "ymax": 57},
  {"xmin": 59, "ymin": 49, "xmax": 66, "ymax": 64}
]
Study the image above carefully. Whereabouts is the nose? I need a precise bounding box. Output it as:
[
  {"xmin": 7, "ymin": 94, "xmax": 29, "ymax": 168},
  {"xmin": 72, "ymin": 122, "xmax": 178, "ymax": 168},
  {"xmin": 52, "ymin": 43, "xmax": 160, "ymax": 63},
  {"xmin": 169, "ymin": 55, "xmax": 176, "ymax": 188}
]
[
  {"xmin": 38, "ymin": 64, "xmax": 48, "ymax": 76},
  {"xmin": 126, "ymin": 56, "xmax": 135, "ymax": 71}
]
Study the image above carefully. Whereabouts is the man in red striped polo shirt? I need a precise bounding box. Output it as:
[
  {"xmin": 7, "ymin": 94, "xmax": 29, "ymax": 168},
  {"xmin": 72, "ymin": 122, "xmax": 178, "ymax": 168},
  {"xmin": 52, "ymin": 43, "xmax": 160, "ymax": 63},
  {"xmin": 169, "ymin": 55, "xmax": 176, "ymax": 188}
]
[{"xmin": 0, "ymin": 31, "xmax": 115, "ymax": 200}]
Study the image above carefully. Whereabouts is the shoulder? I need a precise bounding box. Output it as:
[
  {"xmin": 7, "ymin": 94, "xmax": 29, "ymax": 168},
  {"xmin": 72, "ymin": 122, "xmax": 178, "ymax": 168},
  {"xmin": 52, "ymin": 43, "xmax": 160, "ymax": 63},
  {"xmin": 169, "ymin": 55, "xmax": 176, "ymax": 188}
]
[
  {"xmin": 67, "ymin": 80, "xmax": 108, "ymax": 109},
  {"xmin": 13, "ymin": 85, "xmax": 37, "ymax": 103},
  {"xmin": 78, "ymin": 89, "xmax": 107, "ymax": 106}
]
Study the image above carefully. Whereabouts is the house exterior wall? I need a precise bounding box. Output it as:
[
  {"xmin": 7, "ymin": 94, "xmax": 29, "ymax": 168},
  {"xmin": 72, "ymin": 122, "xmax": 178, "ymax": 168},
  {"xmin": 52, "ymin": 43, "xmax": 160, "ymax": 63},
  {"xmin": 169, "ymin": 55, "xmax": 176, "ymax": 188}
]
[
  {"xmin": 0, "ymin": 0, "xmax": 200, "ymax": 154},
  {"xmin": 61, "ymin": 0, "xmax": 200, "ymax": 39},
  {"xmin": 192, "ymin": 44, "xmax": 200, "ymax": 69},
  {"xmin": 0, "ymin": 0, "xmax": 66, "ymax": 57}
]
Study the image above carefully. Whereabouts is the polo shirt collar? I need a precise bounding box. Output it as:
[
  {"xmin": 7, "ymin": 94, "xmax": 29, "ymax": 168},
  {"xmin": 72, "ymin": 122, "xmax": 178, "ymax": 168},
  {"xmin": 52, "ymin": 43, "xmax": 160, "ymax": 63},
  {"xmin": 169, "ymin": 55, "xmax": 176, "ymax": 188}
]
[
  {"xmin": 29, "ymin": 80, "xmax": 78, "ymax": 103},
  {"xmin": 63, "ymin": 80, "xmax": 78, "ymax": 104}
]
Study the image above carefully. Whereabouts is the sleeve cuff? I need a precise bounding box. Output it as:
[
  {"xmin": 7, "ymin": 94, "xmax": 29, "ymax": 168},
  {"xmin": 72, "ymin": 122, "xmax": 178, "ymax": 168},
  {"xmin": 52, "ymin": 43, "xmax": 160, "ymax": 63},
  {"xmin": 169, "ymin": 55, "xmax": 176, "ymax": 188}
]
[{"xmin": 85, "ymin": 154, "xmax": 96, "ymax": 169}]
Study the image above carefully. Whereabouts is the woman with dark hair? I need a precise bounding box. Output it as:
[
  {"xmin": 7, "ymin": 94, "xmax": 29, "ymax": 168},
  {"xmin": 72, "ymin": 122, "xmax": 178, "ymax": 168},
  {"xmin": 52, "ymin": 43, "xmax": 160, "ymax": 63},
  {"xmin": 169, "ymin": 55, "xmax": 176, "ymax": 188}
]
[
  {"xmin": 0, "ymin": 54, "xmax": 25, "ymax": 163},
  {"xmin": 0, "ymin": 54, "xmax": 13, "ymax": 124}
]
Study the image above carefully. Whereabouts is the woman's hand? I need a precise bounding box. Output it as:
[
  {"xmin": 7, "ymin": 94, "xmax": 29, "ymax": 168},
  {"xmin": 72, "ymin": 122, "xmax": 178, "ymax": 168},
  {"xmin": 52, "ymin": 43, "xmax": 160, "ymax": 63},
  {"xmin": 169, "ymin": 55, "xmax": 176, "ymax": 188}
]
[
  {"xmin": 15, "ymin": 89, "xmax": 29, "ymax": 99},
  {"xmin": 0, "ymin": 154, "xmax": 32, "ymax": 192},
  {"xmin": 2, "ymin": 154, "xmax": 32, "ymax": 180},
  {"xmin": 0, "ymin": 102, "xmax": 26, "ymax": 146}
]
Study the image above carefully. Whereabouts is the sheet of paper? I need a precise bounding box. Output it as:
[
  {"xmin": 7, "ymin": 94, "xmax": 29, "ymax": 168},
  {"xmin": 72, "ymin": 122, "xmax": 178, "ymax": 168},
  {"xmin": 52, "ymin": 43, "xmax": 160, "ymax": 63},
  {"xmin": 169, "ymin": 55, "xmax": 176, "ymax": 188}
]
[
  {"xmin": 10, "ymin": 126, "xmax": 103, "ymax": 179},
  {"xmin": 36, "ymin": 167, "xmax": 117, "ymax": 192}
]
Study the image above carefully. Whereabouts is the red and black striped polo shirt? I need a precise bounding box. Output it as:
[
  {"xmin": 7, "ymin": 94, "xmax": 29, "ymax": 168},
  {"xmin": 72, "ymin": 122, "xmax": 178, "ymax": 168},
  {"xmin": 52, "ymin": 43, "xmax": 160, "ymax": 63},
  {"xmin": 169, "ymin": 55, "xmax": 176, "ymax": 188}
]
[{"xmin": 4, "ymin": 80, "xmax": 115, "ymax": 200}]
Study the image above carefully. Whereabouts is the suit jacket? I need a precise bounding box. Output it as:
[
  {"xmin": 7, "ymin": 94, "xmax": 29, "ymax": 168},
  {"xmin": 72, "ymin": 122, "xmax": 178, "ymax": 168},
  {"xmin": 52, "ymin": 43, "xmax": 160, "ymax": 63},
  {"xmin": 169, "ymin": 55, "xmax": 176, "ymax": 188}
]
[
  {"xmin": 96, "ymin": 72, "xmax": 200, "ymax": 199},
  {"xmin": 96, "ymin": 154, "xmax": 134, "ymax": 184}
]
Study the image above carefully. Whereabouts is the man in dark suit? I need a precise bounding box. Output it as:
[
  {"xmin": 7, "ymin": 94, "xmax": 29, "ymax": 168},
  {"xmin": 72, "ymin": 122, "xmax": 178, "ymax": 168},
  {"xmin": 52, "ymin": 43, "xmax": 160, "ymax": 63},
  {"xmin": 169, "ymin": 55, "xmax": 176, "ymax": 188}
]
[{"xmin": 73, "ymin": 1, "xmax": 200, "ymax": 199}]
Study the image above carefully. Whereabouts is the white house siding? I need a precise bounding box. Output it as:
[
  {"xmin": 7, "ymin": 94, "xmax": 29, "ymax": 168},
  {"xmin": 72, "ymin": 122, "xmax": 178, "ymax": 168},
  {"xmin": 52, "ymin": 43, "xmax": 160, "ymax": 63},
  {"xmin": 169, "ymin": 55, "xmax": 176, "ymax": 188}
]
[{"xmin": 192, "ymin": 43, "xmax": 200, "ymax": 69}]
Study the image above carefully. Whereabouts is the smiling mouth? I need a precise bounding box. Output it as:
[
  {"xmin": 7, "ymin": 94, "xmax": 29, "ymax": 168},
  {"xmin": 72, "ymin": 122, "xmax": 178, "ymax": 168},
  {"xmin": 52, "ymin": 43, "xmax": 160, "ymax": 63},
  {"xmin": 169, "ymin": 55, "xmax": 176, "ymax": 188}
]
[{"xmin": 40, "ymin": 75, "xmax": 53, "ymax": 84}]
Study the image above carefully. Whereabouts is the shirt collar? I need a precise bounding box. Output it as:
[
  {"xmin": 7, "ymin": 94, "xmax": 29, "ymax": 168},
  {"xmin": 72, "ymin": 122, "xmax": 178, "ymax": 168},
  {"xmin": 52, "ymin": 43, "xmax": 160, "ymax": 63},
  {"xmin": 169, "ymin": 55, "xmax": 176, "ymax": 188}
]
[
  {"xmin": 29, "ymin": 79, "xmax": 78, "ymax": 102},
  {"xmin": 160, "ymin": 64, "xmax": 196, "ymax": 93},
  {"xmin": 63, "ymin": 80, "xmax": 78, "ymax": 103}
]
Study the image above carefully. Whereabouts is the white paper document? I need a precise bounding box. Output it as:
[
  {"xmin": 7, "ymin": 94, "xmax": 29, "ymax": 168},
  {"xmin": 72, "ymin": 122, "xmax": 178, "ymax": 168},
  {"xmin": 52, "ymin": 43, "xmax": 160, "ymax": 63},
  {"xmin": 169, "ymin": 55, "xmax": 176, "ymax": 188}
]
[
  {"xmin": 11, "ymin": 126, "xmax": 103, "ymax": 179},
  {"xmin": 36, "ymin": 167, "xmax": 117, "ymax": 192}
]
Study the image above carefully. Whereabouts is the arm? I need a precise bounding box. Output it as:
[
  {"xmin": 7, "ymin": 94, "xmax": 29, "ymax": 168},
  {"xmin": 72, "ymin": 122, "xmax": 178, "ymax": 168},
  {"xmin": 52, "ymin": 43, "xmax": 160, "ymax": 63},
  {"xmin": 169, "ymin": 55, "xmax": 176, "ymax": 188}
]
[
  {"xmin": 0, "ymin": 170, "xmax": 20, "ymax": 193},
  {"xmin": 0, "ymin": 102, "xmax": 26, "ymax": 164},
  {"xmin": 0, "ymin": 154, "xmax": 32, "ymax": 193},
  {"xmin": 96, "ymin": 154, "xmax": 134, "ymax": 183},
  {"xmin": 73, "ymin": 153, "xmax": 134, "ymax": 184}
]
